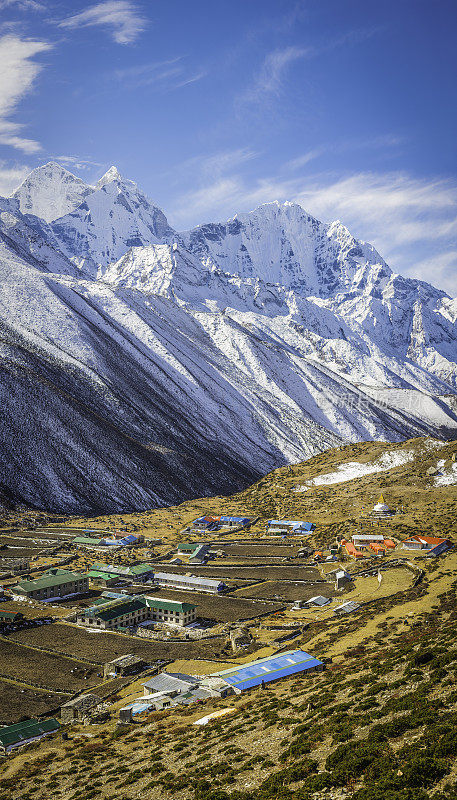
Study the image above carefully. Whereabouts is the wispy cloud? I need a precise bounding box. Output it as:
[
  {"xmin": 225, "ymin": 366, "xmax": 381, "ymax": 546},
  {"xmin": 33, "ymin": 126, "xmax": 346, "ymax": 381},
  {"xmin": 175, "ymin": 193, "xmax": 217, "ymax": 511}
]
[
  {"xmin": 58, "ymin": 1, "xmax": 147, "ymax": 45},
  {"xmin": 412, "ymin": 251, "xmax": 457, "ymax": 296},
  {"xmin": 0, "ymin": 159, "xmax": 30, "ymax": 194},
  {"xmin": 172, "ymin": 174, "xmax": 297, "ymax": 228},
  {"xmin": 0, "ymin": 34, "xmax": 51, "ymax": 153},
  {"xmin": 0, "ymin": 0, "xmax": 45, "ymax": 9},
  {"xmin": 235, "ymin": 27, "xmax": 383, "ymax": 118},
  {"xmin": 175, "ymin": 148, "xmax": 259, "ymax": 183},
  {"xmin": 113, "ymin": 57, "xmax": 206, "ymax": 90},
  {"xmin": 285, "ymin": 135, "xmax": 405, "ymax": 172},
  {"xmin": 284, "ymin": 148, "xmax": 326, "ymax": 171},
  {"xmin": 53, "ymin": 155, "xmax": 105, "ymax": 171},
  {"xmin": 237, "ymin": 46, "xmax": 310, "ymax": 110},
  {"xmin": 169, "ymin": 168, "xmax": 457, "ymax": 295},
  {"xmin": 297, "ymin": 172, "xmax": 457, "ymax": 249}
]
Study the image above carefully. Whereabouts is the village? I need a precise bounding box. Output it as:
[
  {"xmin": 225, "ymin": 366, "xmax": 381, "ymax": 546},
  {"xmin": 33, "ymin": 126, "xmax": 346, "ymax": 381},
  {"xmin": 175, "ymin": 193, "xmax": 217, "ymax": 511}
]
[{"xmin": 0, "ymin": 473, "xmax": 453, "ymax": 756}]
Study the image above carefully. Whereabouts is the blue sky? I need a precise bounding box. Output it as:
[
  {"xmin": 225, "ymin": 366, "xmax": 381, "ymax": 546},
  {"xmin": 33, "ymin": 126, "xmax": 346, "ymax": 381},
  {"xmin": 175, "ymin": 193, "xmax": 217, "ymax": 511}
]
[{"xmin": 0, "ymin": 0, "xmax": 456, "ymax": 293}]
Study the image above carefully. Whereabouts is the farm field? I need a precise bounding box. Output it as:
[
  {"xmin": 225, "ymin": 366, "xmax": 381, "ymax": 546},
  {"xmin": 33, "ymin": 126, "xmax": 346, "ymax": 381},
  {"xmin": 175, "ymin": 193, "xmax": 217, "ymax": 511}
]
[
  {"xmin": 153, "ymin": 588, "xmax": 284, "ymax": 621},
  {"xmin": 8, "ymin": 622, "xmax": 228, "ymax": 663},
  {"xmin": 0, "ymin": 678, "xmax": 64, "ymax": 725},
  {"xmin": 0, "ymin": 600, "xmax": 69, "ymax": 619},
  {"xmin": 233, "ymin": 579, "xmax": 335, "ymax": 602},
  {"xmin": 214, "ymin": 556, "xmax": 304, "ymax": 565},
  {"xmin": 0, "ymin": 638, "xmax": 100, "ymax": 692},
  {"xmin": 220, "ymin": 544, "xmax": 302, "ymax": 557},
  {"xmin": 0, "ymin": 546, "xmax": 50, "ymax": 558}
]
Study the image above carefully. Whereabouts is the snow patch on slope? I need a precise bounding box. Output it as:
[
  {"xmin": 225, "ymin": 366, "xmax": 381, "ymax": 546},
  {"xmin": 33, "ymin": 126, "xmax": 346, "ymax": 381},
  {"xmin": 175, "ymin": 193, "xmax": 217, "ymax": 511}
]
[
  {"xmin": 434, "ymin": 460, "xmax": 457, "ymax": 486},
  {"xmin": 294, "ymin": 449, "xmax": 416, "ymax": 490}
]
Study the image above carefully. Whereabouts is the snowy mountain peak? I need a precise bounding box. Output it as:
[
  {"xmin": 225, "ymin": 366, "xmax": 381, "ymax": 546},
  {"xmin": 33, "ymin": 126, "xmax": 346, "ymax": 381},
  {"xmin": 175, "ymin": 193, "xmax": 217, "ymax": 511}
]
[
  {"xmin": 32, "ymin": 164, "xmax": 176, "ymax": 273},
  {"xmin": 11, "ymin": 161, "xmax": 93, "ymax": 223},
  {"xmin": 96, "ymin": 165, "xmax": 124, "ymax": 188}
]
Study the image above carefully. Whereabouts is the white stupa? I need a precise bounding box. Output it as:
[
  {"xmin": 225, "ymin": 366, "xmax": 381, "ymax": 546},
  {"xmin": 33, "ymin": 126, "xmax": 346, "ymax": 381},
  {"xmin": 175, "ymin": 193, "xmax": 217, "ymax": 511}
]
[{"xmin": 371, "ymin": 494, "xmax": 393, "ymax": 516}]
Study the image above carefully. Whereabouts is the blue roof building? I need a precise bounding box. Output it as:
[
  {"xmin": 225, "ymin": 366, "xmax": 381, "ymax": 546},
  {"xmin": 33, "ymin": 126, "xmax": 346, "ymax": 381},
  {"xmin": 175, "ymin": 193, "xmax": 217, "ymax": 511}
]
[
  {"xmin": 212, "ymin": 649, "xmax": 324, "ymax": 692},
  {"xmin": 219, "ymin": 516, "xmax": 251, "ymax": 526}
]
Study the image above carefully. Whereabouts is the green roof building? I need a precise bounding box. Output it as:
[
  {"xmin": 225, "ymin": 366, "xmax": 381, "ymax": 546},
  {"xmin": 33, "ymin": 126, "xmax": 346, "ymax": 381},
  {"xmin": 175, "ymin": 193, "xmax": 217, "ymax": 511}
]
[
  {"xmin": 12, "ymin": 570, "xmax": 89, "ymax": 601},
  {"xmin": 88, "ymin": 562, "xmax": 154, "ymax": 583},
  {"xmin": 0, "ymin": 611, "xmax": 23, "ymax": 622},
  {"xmin": 76, "ymin": 593, "xmax": 197, "ymax": 630},
  {"xmin": 86, "ymin": 569, "xmax": 120, "ymax": 587},
  {"xmin": 0, "ymin": 718, "xmax": 60, "ymax": 753},
  {"xmin": 73, "ymin": 537, "xmax": 106, "ymax": 547},
  {"xmin": 177, "ymin": 542, "xmax": 201, "ymax": 554}
]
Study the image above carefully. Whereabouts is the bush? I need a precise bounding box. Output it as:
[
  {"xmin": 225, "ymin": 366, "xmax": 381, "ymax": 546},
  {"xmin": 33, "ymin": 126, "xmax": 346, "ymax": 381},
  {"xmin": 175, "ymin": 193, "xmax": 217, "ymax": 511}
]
[
  {"xmin": 325, "ymin": 739, "xmax": 391, "ymax": 785},
  {"xmin": 413, "ymin": 650, "xmax": 434, "ymax": 666},
  {"xmin": 399, "ymin": 755, "xmax": 449, "ymax": 788},
  {"xmin": 257, "ymin": 758, "xmax": 318, "ymax": 795},
  {"xmin": 353, "ymin": 788, "xmax": 428, "ymax": 800}
]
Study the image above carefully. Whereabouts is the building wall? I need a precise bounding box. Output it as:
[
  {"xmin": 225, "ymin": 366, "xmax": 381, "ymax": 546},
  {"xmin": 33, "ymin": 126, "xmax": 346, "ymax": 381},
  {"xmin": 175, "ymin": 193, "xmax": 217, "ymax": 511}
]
[
  {"xmin": 77, "ymin": 602, "xmax": 196, "ymax": 629},
  {"xmin": 16, "ymin": 577, "xmax": 89, "ymax": 600},
  {"xmin": 154, "ymin": 575, "xmax": 221, "ymax": 593}
]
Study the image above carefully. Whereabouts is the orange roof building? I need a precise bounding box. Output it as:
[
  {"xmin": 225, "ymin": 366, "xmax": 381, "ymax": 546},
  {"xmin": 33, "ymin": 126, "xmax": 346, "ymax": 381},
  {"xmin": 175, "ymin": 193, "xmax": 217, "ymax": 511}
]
[
  {"xmin": 402, "ymin": 535, "xmax": 451, "ymax": 556},
  {"xmin": 343, "ymin": 542, "xmax": 365, "ymax": 559}
]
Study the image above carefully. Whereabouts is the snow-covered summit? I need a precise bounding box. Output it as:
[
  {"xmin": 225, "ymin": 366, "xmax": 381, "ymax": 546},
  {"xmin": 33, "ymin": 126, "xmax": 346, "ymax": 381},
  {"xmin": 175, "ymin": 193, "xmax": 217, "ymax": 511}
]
[
  {"xmin": 96, "ymin": 165, "xmax": 124, "ymax": 188},
  {"xmin": 12, "ymin": 162, "xmax": 93, "ymax": 223},
  {"xmin": 180, "ymin": 200, "xmax": 392, "ymax": 298},
  {"xmin": 35, "ymin": 166, "xmax": 176, "ymax": 274}
]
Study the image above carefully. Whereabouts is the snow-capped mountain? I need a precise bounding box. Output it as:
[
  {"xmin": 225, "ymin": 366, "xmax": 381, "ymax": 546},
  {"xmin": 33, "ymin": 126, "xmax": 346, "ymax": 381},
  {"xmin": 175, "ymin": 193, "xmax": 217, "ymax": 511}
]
[
  {"xmin": 13, "ymin": 162, "xmax": 93, "ymax": 223},
  {"xmin": 1, "ymin": 162, "xmax": 456, "ymax": 513}
]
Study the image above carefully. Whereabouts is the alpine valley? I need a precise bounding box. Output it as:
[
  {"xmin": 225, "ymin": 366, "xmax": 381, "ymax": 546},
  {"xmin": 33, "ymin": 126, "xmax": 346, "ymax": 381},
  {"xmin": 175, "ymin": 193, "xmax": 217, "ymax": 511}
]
[{"xmin": 1, "ymin": 162, "xmax": 457, "ymax": 513}]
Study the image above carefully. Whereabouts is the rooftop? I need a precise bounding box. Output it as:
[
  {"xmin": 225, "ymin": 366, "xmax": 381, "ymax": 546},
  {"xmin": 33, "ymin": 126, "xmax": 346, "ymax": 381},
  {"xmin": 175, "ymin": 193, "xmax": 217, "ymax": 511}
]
[
  {"xmin": 144, "ymin": 595, "xmax": 196, "ymax": 613},
  {"xmin": 306, "ymin": 595, "xmax": 331, "ymax": 606},
  {"xmin": 61, "ymin": 694, "xmax": 100, "ymax": 709},
  {"xmin": 0, "ymin": 718, "xmax": 60, "ymax": 749},
  {"xmin": 73, "ymin": 537, "xmax": 105, "ymax": 546},
  {"xmin": 144, "ymin": 672, "xmax": 199, "ymax": 694},
  {"xmin": 153, "ymin": 572, "xmax": 223, "ymax": 588},
  {"xmin": 13, "ymin": 570, "xmax": 86, "ymax": 593},
  {"xmin": 334, "ymin": 601, "xmax": 360, "ymax": 614},
  {"xmin": 106, "ymin": 654, "xmax": 146, "ymax": 668},
  {"xmin": 84, "ymin": 597, "xmax": 146, "ymax": 622},
  {"xmin": 404, "ymin": 535, "xmax": 449, "ymax": 546},
  {"xmin": 213, "ymin": 650, "xmax": 324, "ymax": 690}
]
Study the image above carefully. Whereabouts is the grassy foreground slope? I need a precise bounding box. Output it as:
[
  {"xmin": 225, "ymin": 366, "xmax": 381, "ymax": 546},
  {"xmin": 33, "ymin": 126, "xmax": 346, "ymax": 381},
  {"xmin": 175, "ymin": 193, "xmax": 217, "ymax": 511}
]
[{"xmin": 1, "ymin": 437, "xmax": 457, "ymax": 800}]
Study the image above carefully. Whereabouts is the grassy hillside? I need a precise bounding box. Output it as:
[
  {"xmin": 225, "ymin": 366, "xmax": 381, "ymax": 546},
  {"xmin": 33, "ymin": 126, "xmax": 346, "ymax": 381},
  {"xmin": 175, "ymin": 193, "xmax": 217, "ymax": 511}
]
[{"xmin": 52, "ymin": 436, "xmax": 457, "ymax": 545}]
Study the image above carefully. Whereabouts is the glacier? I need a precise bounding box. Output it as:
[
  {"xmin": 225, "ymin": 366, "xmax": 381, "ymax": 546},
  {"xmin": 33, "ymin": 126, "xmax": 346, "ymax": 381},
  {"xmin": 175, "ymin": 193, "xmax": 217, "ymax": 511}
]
[{"xmin": 1, "ymin": 161, "xmax": 456, "ymax": 513}]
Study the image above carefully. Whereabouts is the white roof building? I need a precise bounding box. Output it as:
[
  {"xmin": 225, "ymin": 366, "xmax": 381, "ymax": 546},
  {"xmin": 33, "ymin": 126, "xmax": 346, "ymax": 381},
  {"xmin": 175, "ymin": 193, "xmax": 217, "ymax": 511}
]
[
  {"xmin": 153, "ymin": 572, "xmax": 226, "ymax": 593},
  {"xmin": 305, "ymin": 595, "xmax": 331, "ymax": 607},
  {"xmin": 334, "ymin": 601, "xmax": 360, "ymax": 615}
]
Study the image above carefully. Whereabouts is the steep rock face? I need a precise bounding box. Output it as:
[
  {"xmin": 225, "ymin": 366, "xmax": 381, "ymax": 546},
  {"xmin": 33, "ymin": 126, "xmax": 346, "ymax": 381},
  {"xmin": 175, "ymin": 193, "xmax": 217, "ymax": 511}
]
[
  {"xmin": 180, "ymin": 203, "xmax": 387, "ymax": 295},
  {"xmin": 179, "ymin": 203, "xmax": 456, "ymax": 390},
  {"xmin": 1, "ymin": 164, "xmax": 457, "ymax": 513}
]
